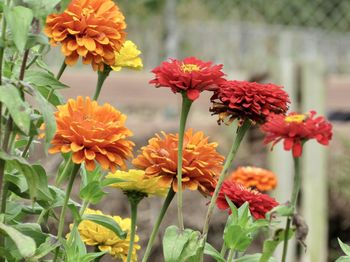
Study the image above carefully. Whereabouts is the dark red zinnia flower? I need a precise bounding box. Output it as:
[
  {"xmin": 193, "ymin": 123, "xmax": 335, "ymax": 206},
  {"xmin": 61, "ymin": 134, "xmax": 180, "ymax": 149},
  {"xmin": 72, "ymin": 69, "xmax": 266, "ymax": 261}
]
[
  {"xmin": 216, "ymin": 180, "xmax": 278, "ymax": 219},
  {"xmin": 210, "ymin": 80, "xmax": 290, "ymax": 124},
  {"xmin": 149, "ymin": 57, "xmax": 226, "ymax": 101},
  {"xmin": 260, "ymin": 111, "xmax": 333, "ymax": 157}
]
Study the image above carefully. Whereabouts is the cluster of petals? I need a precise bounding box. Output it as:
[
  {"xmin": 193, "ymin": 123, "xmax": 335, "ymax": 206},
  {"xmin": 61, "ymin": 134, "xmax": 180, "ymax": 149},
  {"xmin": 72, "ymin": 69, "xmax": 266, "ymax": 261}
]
[
  {"xmin": 106, "ymin": 169, "xmax": 169, "ymax": 197},
  {"xmin": 45, "ymin": 0, "xmax": 126, "ymax": 71},
  {"xmin": 216, "ymin": 180, "xmax": 279, "ymax": 219},
  {"xmin": 210, "ymin": 80, "xmax": 290, "ymax": 124},
  {"xmin": 68, "ymin": 209, "xmax": 139, "ymax": 261},
  {"xmin": 229, "ymin": 166, "xmax": 277, "ymax": 192},
  {"xmin": 49, "ymin": 96, "xmax": 134, "ymax": 172},
  {"xmin": 132, "ymin": 129, "xmax": 225, "ymax": 196},
  {"xmin": 149, "ymin": 57, "xmax": 226, "ymax": 101},
  {"xmin": 260, "ymin": 111, "xmax": 333, "ymax": 157},
  {"xmin": 111, "ymin": 40, "xmax": 143, "ymax": 72}
]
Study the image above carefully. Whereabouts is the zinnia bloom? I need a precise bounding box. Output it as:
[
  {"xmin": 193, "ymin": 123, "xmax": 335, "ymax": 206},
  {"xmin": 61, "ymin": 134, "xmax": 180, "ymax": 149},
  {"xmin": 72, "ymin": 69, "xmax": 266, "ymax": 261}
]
[
  {"xmin": 111, "ymin": 40, "xmax": 143, "ymax": 71},
  {"xmin": 49, "ymin": 96, "xmax": 134, "ymax": 171},
  {"xmin": 210, "ymin": 80, "xmax": 290, "ymax": 124},
  {"xmin": 217, "ymin": 180, "xmax": 278, "ymax": 219},
  {"xmin": 149, "ymin": 57, "xmax": 226, "ymax": 101},
  {"xmin": 106, "ymin": 169, "xmax": 169, "ymax": 196},
  {"xmin": 69, "ymin": 209, "xmax": 140, "ymax": 261},
  {"xmin": 260, "ymin": 111, "xmax": 333, "ymax": 157},
  {"xmin": 132, "ymin": 129, "xmax": 225, "ymax": 196},
  {"xmin": 230, "ymin": 166, "xmax": 277, "ymax": 192},
  {"xmin": 45, "ymin": 0, "xmax": 126, "ymax": 71}
]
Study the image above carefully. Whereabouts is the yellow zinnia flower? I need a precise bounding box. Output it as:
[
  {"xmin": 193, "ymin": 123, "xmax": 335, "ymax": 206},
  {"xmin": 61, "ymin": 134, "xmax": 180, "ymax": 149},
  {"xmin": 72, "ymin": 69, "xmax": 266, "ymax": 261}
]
[
  {"xmin": 71, "ymin": 209, "xmax": 140, "ymax": 262},
  {"xmin": 106, "ymin": 169, "xmax": 169, "ymax": 197},
  {"xmin": 111, "ymin": 40, "xmax": 143, "ymax": 71}
]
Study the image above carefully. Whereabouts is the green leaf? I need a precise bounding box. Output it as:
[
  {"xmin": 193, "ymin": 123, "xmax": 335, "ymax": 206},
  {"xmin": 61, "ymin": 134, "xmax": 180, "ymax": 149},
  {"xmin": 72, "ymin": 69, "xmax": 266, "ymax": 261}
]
[
  {"xmin": 339, "ymin": 238, "xmax": 350, "ymax": 256},
  {"xmin": 27, "ymin": 236, "xmax": 60, "ymax": 262},
  {"xmin": 236, "ymin": 253, "xmax": 277, "ymax": 262},
  {"xmin": 36, "ymin": 85, "xmax": 64, "ymax": 106},
  {"xmin": 32, "ymin": 88, "xmax": 56, "ymax": 149},
  {"xmin": 13, "ymin": 223, "xmax": 47, "ymax": 246},
  {"xmin": 260, "ymin": 228, "xmax": 294, "ymax": 262},
  {"xmin": 25, "ymin": 33, "xmax": 49, "ymax": 49},
  {"xmin": 80, "ymin": 181, "xmax": 106, "ymax": 204},
  {"xmin": 238, "ymin": 202, "xmax": 251, "ymax": 227},
  {"xmin": 225, "ymin": 195, "xmax": 238, "ymax": 223},
  {"xmin": 0, "ymin": 85, "xmax": 31, "ymax": 134},
  {"xmin": 82, "ymin": 214, "xmax": 127, "ymax": 239},
  {"xmin": 60, "ymin": 0, "xmax": 71, "ymax": 11},
  {"xmin": 336, "ymin": 256, "xmax": 350, "ymax": 262},
  {"xmin": 163, "ymin": 226, "xmax": 202, "ymax": 262},
  {"xmin": 5, "ymin": 6, "xmax": 33, "ymax": 51},
  {"xmin": 5, "ymin": 172, "xmax": 28, "ymax": 193},
  {"xmin": 0, "ymin": 222, "xmax": 36, "ymax": 258},
  {"xmin": 56, "ymin": 154, "xmax": 73, "ymax": 185},
  {"xmin": 204, "ymin": 243, "xmax": 225, "ymax": 262},
  {"xmin": 224, "ymin": 224, "xmax": 253, "ymax": 252},
  {"xmin": 25, "ymin": 70, "xmax": 68, "ymax": 89},
  {"xmin": 101, "ymin": 177, "xmax": 127, "ymax": 187},
  {"xmin": 266, "ymin": 205, "xmax": 293, "ymax": 219},
  {"xmin": 32, "ymin": 165, "xmax": 52, "ymax": 201}
]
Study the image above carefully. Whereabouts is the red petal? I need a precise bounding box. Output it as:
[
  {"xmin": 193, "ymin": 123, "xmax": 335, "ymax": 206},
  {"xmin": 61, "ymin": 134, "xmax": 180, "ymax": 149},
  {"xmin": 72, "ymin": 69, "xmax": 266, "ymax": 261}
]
[{"xmin": 186, "ymin": 89, "xmax": 200, "ymax": 100}]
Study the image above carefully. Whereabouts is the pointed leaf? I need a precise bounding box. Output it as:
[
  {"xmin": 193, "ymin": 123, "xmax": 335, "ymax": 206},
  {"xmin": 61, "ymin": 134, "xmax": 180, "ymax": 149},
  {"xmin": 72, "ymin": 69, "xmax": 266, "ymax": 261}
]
[
  {"xmin": 82, "ymin": 214, "xmax": 126, "ymax": 239},
  {"xmin": 339, "ymin": 238, "xmax": 350, "ymax": 256},
  {"xmin": 204, "ymin": 243, "xmax": 225, "ymax": 262}
]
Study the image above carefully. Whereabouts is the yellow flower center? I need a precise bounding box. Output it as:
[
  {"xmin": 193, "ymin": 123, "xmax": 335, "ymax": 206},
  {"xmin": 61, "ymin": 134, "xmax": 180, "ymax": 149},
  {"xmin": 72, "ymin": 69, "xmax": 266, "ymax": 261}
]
[
  {"xmin": 82, "ymin": 7, "xmax": 94, "ymax": 17},
  {"xmin": 285, "ymin": 114, "xmax": 307, "ymax": 123},
  {"xmin": 181, "ymin": 63, "xmax": 200, "ymax": 73},
  {"xmin": 186, "ymin": 144, "xmax": 196, "ymax": 150}
]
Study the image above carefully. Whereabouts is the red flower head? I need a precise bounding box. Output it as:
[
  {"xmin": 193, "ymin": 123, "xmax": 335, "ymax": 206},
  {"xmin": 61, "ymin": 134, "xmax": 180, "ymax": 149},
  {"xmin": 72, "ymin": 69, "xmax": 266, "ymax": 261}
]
[
  {"xmin": 149, "ymin": 57, "xmax": 226, "ymax": 101},
  {"xmin": 210, "ymin": 81, "xmax": 290, "ymax": 125},
  {"xmin": 216, "ymin": 180, "xmax": 278, "ymax": 219},
  {"xmin": 260, "ymin": 111, "xmax": 333, "ymax": 157}
]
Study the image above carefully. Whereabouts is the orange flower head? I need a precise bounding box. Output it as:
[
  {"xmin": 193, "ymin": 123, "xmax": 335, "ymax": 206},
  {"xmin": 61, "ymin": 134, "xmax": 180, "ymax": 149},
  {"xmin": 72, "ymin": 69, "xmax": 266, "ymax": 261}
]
[
  {"xmin": 132, "ymin": 129, "xmax": 225, "ymax": 196},
  {"xmin": 229, "ymin": 166, "xmax": 277, "ymax": 192},
  {"xmin": 45, "ymin": 0, "xmax": 126, "ymax": 71},
  {"xmin": 49, "ymin": 96, "xmax": 134, "ymax": 172}
]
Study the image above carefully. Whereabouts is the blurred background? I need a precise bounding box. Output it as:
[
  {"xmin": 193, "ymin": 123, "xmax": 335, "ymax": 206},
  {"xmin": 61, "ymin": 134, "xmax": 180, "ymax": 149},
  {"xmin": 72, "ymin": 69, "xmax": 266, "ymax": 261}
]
[{"xmin": 43, "ymin": 1, "xmax": 350, "ymax": 261}]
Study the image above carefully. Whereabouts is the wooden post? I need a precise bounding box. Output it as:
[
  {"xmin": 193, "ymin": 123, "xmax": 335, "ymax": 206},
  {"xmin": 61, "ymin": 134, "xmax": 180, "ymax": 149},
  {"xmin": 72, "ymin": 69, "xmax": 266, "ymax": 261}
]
[{"xmin": 300, "ymin": 60, "xmax": 327, "ymax": 262}]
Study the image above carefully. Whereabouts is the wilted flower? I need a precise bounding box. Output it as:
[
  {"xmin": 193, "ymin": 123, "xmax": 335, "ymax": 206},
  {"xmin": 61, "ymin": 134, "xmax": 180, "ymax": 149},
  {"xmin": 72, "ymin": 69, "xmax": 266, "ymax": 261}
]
[
  {"xmin": 106, "ymin": 169, "xmax": 169, "ymax": 197},
  {"xmin": 229, "ymin": 166, "xmax": 277, "ymax": 192},
  {"xmin": 261, "ymin": 111, "xmax": 333, "ymax": 157},
  {"xmin": 132, "ymin": 129, "xmax": 224, "ymax": 196},
  {"xmin": 45, "ymin": 0, "xmax": 126, "ymax": 71},
  {"xmin": 210, "ymin": 80, "xmax": 290, "ymax": 125},
  {"xmin": 69, "ymin": 209, "xmax": 140, "ymax": 261},
  {"xmin": 217, "ymin": 180, "xmax": 278, "ymax": 219},
  {"xmin": 150, "ymin": 57, "xmax": 226, "ymax": 100},
  {"xmin": 111, "ymin": 40, "xmax": 143, "ymax": 71},
  {"xmin": 49, "ymin": 96, "xmax": 134, "ymax": 171}
]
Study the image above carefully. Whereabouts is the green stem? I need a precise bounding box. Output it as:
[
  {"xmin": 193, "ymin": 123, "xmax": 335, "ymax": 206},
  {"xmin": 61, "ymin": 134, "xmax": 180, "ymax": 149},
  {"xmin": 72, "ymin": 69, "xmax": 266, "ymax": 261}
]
[
  {"xmin": 26, "ymin": 45, "xmax": 45, "ymax": 69},
  {"xmin": 56, "ymin": 61, "xmax": 67, "ymax": 80},
  {"xmin": 176, "ymin": 92, "xmax": 192, "ymax": 231},
  {"xmin": 79, "ymin": 199, "xmax": 89, "ymax": 216},
  {"xmin": 220, "ymin": 242, "xmax": 227, "ymax": 257},
  {"xmin": 93, "ymin": 67, "xmax": 111, "ymax": 101},
  {"xmin": 127, "ymin": 199, "xmax": 138, "ymax": 262},
  {"xmin": 142, "ymin": 188, "xmax": 176, "ymax": 262},
  {"xmin": 202, "ymin": 120, "xmax": 251, "ymax": 238},
  {"xmin": 227, "ymin": 249, "xmax": 234, "ymax": 262},
  {"xmin": 281, "ymin": 157, "xmax": 301, "ymax": 262},
  {"xmin": 53, "ymin": 163, "xmax": 80, "ymax": 262}
]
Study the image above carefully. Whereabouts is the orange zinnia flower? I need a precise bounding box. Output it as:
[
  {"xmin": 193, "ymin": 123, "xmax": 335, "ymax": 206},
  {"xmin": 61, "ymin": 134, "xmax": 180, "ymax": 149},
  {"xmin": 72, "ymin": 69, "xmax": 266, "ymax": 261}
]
[
  {"xmin": 45, "ymin": 0, "xmax": 126, "ymax": 71},
  {"xmin": 49, "ymin": 96, "xmax": 134, "ymax": 171},
  {"xmin": 132, "ymin": 129, "xmax": 225, "ymax": 196},
  {"xmin": 229, "ymin": 166, "xmax": 277, "ymax": 192}
]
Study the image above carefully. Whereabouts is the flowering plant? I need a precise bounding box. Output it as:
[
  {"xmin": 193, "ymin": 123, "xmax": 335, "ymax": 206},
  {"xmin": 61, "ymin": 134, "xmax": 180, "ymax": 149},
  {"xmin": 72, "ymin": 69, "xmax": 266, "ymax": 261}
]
[{"xmin": 0, "ymin": 1, "xmax": 340, "ymax": 262}]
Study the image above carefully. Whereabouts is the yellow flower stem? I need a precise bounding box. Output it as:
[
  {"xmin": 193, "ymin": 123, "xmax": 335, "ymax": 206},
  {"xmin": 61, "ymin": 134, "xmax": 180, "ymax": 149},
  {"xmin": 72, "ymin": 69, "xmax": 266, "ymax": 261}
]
[
  {"xmin": 126, "ymin": 192, "xmax": 144, "ymax": 262},
  {"xmin": 53, "ymin": 163, "xmax": 81, "ymax": 262},
  {"xmin": 93, "ymin": 66, "xmax": 111, "ymax": 101},
  {"xmin": 142, "ymin": 188, "xmax": 176, "ymax": 262},
  {"xmin": 200, "ymin": 119, "xmax": 251, "ymax": 259},
  {"xmin": 177, "ymin": 92, "xmax": 193, "ymax": 231},
  {"xmin": 281, "ymin": 156, "xmax": 301, "ymax": 262}
]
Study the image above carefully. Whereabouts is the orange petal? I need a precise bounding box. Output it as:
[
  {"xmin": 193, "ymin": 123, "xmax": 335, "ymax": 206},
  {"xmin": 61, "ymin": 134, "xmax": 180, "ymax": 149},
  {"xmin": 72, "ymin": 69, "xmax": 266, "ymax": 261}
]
[{"xmin": 72, "ymin": 150, "xmax": 85, "ymax": 164}]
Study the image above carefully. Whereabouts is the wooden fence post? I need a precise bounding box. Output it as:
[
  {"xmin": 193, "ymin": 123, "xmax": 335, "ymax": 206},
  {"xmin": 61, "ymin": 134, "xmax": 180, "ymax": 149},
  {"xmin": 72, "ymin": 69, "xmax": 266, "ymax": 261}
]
[{"xmin": 300, "ymin": 60, "xmax": 328, "ymax": 262}]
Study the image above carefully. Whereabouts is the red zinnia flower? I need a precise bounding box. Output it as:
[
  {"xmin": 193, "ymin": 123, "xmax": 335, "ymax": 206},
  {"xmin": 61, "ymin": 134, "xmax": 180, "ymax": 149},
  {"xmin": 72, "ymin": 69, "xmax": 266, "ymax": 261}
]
[
  {"xmin": 216, "ymin": 180, "xmax": 278, "ymax": 219},
  {"xmin": 210, "ymin": 80, "xmax": 290, "ymax": 124},
  {"xmin": 149, "ymin": 57, "xmax": 226, "ymax": 101},
  {"xmin": 260, "ymin": 111, "xmax": 333, "ymax": 157}
]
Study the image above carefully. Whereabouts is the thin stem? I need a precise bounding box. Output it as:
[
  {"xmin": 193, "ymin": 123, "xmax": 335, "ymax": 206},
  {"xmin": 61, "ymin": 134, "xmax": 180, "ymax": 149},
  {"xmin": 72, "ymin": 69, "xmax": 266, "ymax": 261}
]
[
  {"xmin": 220, "ymin": 242, "xmax": 227, "ymax": 257},
  {"xmin": 56, "ymin": 61, "xmax": 67, "ymax": 80},
  {"xmin": 26, "ymin": 45, "xmax": 45, "ymax": 69},
  {"xmin": 281, "ymin": 157, "xmax": 301, "ymax": 262},
  {"xmin": 21, "ymin": 136, "xmax": 33, "ymax": 157},
  {"xmin": 202, "ymin": 120, "xmax": 251, "ymax": 238},
  {"xmin": 53, "ymin": 163, "xmax": 80, "ymax": 262},
  {"xmin": 93, "ymin": 68, "xmax": 111, "ymax": 101},
  {"xmin": 19, "ymin": 49, "xmax": 29, "ymax": 81},
  {"xmin": 126, "ymin": 200, "xmax": 138, "ymax": 262},
  {"xmin": 79, "ymin": 199, "xmax": 89, "ymax": 216},
  {"xmin": 142, "ymin": 188, "xmax": 176, "ymax": 262},
  {"xmin": 176, "ymin": 93, "xmax": 192, "ymax": 231},
  {"xmin": 227, "ymin": 249, "xmax": 234, "ymax": 262}
]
